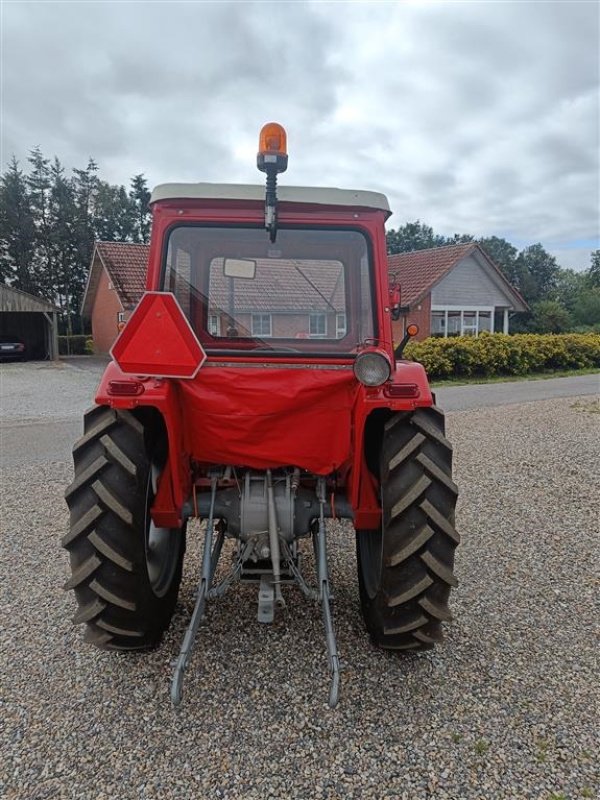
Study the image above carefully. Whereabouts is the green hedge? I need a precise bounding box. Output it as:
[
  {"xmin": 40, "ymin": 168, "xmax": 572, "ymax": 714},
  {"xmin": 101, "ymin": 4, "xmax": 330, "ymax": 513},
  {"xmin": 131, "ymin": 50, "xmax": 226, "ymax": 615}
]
[
  {"xmin": 404, "ymin": 333, "xmax": 600, "ymax": 379},
  {"xmin": 58, "ymin": 335, "xmax": 94, "ymax": 355}
]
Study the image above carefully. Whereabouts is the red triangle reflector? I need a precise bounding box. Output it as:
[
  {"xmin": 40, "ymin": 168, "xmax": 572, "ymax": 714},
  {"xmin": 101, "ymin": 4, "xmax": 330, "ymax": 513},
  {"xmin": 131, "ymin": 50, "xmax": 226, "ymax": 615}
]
[{"xmin": 111, "ymin": 292, "xmax": 206, "ymax": 378}]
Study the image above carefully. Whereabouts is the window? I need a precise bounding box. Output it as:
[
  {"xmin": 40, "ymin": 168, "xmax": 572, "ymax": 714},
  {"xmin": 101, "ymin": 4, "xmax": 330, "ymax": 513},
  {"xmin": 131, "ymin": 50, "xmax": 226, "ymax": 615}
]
[
  {"xmin": 447, "ymin": 311, "xmax": 462, "ymax": 337},
  {"xmin": 478, "ymin": 311, "xmax": 491, "ymax": 333},
  {"xmin": 309, "ymin": 313, "xmax": 327, "ymax": 338},
  {"xmin": 252, "ymin": 314, "xmax": 272, "ymax": 337},
  {"xmin": 163, "ymin": 226, "xmax": 376, "ymax": 355},
  {"xmin": 462, "ymin": 311, "xmax": 477, "ymax": 336},
  {"xmin": 431, "ymin": 311, "xmax": 445, "ymax": 337},
  {"xmin": 208, "ymin": 315, "xmax": 221, "ymax": 336},
  {"xmin": 431, "ymin": 308, "xmax": 495, "ymax": 337},
  {"xmin": 117, "ymin": 311, "xmax": 125, "ymax": 323}
]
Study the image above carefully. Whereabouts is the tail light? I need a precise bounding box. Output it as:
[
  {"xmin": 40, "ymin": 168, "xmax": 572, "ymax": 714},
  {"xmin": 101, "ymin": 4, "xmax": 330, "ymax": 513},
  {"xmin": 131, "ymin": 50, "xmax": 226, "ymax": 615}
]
[
  {"xmin": 384, "ymin": 383, "xmax": 420, "ymax": 398},
  {"xmin": 107, "ymin": 379, "xmax": 145, "ymax": 397}
]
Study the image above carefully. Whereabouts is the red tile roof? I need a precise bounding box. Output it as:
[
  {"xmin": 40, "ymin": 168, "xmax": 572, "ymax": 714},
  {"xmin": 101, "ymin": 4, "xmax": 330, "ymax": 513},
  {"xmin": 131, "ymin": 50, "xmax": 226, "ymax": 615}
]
[
  {"xmin": 387, "ymin": 243, "xmax": 476, "ymax": 306},
  {"xmin": 96, "ymin": 241, "xmax": 149, "ymax": 307},
  {"xmin": 208, "ymin": 259, "xmax": 345, "ymax": 313}
]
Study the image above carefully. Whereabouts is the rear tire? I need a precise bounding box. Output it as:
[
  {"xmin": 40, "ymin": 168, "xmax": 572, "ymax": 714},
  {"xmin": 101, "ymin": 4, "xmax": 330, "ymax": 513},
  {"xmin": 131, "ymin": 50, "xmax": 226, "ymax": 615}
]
[
  {"xmin": 356, "ymin": 406, "xmax": 459, "ymax": 650},
  {"xmin": 63, "ymin": 406, "xmax": 185, "ymax": 650}
]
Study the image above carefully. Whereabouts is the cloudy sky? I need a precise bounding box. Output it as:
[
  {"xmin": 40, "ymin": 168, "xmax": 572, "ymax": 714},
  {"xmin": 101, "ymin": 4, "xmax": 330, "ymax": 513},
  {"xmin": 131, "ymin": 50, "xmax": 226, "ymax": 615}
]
[{"xmin": 2, "ymin": 0, "xmax": 598, "ymax": 268}]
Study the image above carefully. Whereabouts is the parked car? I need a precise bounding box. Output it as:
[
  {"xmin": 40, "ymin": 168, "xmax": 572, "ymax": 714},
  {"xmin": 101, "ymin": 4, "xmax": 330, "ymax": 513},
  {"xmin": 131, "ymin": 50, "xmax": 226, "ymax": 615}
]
[{"xmin": 0, "ymin": 334, "xmax": 26, "ymax": 361}]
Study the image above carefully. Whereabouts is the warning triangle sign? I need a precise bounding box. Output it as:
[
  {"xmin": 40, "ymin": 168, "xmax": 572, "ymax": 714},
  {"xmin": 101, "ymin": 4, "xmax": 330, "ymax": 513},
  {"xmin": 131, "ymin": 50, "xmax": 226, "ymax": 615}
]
[{"xmin": 111, "ymin": 292, "xmax": 206, "ymax": 378}]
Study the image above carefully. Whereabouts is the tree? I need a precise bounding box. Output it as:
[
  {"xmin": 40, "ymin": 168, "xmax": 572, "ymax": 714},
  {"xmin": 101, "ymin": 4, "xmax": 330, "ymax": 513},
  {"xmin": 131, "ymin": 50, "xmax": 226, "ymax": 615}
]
[
  {"xmin": 93, "ymin": 181, "xmax": 136, "ymax": 242},
  {"xmin": 589, "ymin": 250, "xmax": 600, "ymax": 288},
  {"xmin": 48, "ymin": 157, "xmax": 81, "ymax": 335},
  {"xmin": 478, "ymin": 236, "xmax": 519, "ymax": 286},
  {"xmin": 0, "ymin": 156, "xmax": 36, "ymax": 289},
  {"xmin": 554, "ymin": 267, "xmax": 588, "ymax": 313},
  {"xmin": 386, "ymin": 221, "xmax": 446, "ymax": 254},
  {"xmin": 27, "ymin": 146, "xmax": 53, "ymax": 299},
  {"xmin": 515, "ymin": 243, "xmax": 560, "ymax": 304},
  {"xmin": 572, "ymin": 288, "xmax": 600, "ymax": 327},
  {"xmin": 129, "ymin": 174, "xmax": 151, "ymax": 243},
  {"xmin": 529, "ymin": 300, "xmax": 571, "ymax": 333}
]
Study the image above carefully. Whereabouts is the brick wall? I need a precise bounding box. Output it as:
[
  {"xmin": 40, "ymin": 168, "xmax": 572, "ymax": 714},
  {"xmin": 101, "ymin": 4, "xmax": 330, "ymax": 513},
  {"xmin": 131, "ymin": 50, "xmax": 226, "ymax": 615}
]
[
  {"xmin": 91, "ymin": 267, "xmax": 125, "ymax": 354},
  {"xmin": 392, "ymin": 294, "xmax": 432, "ymax": 345}
]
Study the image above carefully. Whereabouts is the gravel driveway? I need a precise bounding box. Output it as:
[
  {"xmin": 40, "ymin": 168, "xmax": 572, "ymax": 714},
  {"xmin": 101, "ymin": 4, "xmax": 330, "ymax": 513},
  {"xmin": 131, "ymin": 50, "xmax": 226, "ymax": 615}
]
[{"xmin": 1, "ymin": 364, "xmax": 599, "ymax": 799}]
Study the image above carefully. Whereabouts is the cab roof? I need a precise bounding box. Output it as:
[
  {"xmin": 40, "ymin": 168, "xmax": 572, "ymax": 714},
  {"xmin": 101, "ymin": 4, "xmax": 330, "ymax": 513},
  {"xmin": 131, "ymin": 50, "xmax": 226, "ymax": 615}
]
[{"xmin": 150, "ymin": 183, "xmax": 391, "ymax": 215}]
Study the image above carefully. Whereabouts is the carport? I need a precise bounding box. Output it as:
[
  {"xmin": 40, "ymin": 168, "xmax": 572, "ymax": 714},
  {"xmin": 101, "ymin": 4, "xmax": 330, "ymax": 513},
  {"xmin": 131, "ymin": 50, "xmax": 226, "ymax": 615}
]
[{"xmin": 0, "ymin": 284, "xmax": 60, "ymax": 360}]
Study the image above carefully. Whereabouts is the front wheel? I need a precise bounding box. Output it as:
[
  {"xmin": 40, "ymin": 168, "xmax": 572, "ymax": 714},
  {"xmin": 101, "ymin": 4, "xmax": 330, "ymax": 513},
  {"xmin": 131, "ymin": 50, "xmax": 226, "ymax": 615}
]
[
  {"xmin": 63, "ymin": 406, "xmax": 185, "ymax": 649},
  {"xmin": 356, "ymin": 406, "xmax": 459, "ymax": 650}
]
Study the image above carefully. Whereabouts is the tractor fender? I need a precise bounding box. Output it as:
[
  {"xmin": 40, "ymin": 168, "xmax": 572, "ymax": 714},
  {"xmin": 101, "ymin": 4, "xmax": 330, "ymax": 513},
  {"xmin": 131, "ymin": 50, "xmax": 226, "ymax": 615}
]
[
  {"xmin": 348, "ymin": 359, "xmax": 434, "ymax": 529},
  {"xmin": 95, "ymin": 360, "xmax": 190, "ymax": 527}
]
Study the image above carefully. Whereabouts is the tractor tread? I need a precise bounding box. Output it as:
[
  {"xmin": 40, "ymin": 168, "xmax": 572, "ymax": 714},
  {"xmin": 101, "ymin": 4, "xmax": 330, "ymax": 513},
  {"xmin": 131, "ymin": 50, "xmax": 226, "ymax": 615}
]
[
  {"xmin": 100, "ymin": 434, "xmax": 137, "ymax": 476},
  {"xmin": 387, "ymin": 574, "xmax": 433, "ymax": 607},
  {"xmin": 413, "ymin": 628, "xmax": 443, "ymax": 644},
  {"xmin": 389, "ymin": 474, "xmax": 431, "ymax": 520},
  {"xmin": 89, "ymin": 579, "xmax": 137, "ymax": 611},
  {"xmin": 420, "ymin": 498, "xmax": 460, "ymax": 544},
  {"xmin": 63, "ymin": 553, "xmax": 102, "ymax": 590},
  {"xmin": 386, "ymin": 523, "xmax": 434, "ymax": 567},
  {"xmin": 416, "ymin": 452, "xmax": 459, "ymax": 495},
  {"xmin": 73, "ymin": 414, "xmax": 117, "ymax": 455},
  {"xmin": 64, "ymin": 455, "xmax": 109, "ymax": 500},
  {"xmin": 389, "ymin": 432, "xmax": 425, "ymax": 472},
  {"xmin": 418, "ymin": 595, "xmax": 453, "ymax": 621},
  {"xmin": 96, "ymin": 619, "xmax": 144, "ymax": 638},
  {"xmin": 383, "ymin": 614, "xmax": 428, "ymax": 635},
  {"xmin": 412, "ymin": 408, "xmax": 451, "ymax": 449},
  {"xmin": 84, "ymin": 626, "xmax": 113, "ymax": 646},
  {"xmin": 72, "ymin": 597, "xmax": 106, "ymax": 625},
  {"xmin": 61, "ymin": 504, "xmax": 103, "ymax": 547},
  {"xmin": 421, "ymin": 550, "xmax": 459, "ymax": 587},
  {"xmin": 91, "ymin": 480, "xmax": 134, "ymax": 525},
  {"xmin": 87, "ymin": 530, "xmax": 134, "ymax": 572}
]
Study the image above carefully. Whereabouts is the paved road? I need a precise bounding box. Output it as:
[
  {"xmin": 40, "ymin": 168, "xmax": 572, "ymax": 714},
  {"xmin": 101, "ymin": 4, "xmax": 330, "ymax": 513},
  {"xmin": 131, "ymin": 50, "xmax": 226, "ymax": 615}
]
[
  {"xmin": 435, "ymin": 372, "xmax": 599, "ymax": 411},
  {"xmin": 1, "ymin": 361, "xmax": 598, "ymax": 466}
]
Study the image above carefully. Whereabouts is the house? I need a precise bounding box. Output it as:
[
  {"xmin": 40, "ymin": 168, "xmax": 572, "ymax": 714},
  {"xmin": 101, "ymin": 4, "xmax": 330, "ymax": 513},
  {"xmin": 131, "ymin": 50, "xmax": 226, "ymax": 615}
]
[
  {"xmin": 388, "ymin": 243, "xmax": 528, "ymax": 342},
  {"xmin": 81, "ymin": 242, "xmax": 149, "ymax": 353},
  {"xmin": 0, "ymin": 283, "xmax": 60, "ymax": 360}
]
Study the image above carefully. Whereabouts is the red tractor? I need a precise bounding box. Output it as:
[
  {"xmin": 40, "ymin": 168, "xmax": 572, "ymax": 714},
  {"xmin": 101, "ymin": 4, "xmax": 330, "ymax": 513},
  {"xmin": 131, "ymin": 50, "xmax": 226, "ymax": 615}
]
[{"xmin": 64, "ymin": 124, "xmax": 458, "ymax": 706}]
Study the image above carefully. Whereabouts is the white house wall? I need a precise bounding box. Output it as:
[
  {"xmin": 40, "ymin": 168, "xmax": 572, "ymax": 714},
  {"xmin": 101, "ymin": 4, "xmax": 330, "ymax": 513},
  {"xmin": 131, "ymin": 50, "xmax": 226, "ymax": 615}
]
[{"xmin": 431, "ymin": 254, "xmax": 514, "ymax": 308}]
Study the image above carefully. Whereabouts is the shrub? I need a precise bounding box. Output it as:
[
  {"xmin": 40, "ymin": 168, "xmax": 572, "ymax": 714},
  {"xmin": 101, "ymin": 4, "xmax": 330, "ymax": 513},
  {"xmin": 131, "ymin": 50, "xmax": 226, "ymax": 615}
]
[
  {"xmin": 404, "ymin": 332, "xmax": 600, "ymax": 379},
  {"xmin": 58, "ymin": 335, "xmax": 89, "ymax": 355}
]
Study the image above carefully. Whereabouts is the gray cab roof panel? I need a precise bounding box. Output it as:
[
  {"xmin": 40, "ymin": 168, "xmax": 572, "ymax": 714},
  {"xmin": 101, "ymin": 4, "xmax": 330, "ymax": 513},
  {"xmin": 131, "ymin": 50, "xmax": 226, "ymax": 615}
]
[{"xmin": 150, "ymin": 183, "xmax": 390, "ymax": 213}]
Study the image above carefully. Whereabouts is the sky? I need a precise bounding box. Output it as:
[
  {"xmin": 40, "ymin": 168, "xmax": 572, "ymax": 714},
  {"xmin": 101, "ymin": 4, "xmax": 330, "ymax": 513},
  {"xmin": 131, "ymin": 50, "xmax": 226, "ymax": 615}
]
[{"xmin": 1, "ymin": 0, "xmax": 598, "ymax": 270}]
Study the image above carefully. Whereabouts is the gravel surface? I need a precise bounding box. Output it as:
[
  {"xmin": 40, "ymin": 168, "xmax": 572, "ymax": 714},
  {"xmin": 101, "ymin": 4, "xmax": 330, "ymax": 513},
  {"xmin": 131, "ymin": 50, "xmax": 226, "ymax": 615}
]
[
  {"xmin": 1, "ymin": 394, "xmax": 599, "ymax": 799},
  {"xmin": 0, "ymin": 361, "xmax": 105, "ymax": 422}
]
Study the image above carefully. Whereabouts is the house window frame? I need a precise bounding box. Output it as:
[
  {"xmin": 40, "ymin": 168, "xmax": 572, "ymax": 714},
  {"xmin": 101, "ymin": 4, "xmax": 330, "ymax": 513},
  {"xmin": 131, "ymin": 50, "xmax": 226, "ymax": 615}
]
[
  {"xmin": 336, "ymin": 312, "xmax": 347, "ymax": 339},
  {"xmin": 431, "ymin": 305, "xmax": 495, "ymax": 337},
  {"xmin": 117, "ymin": 311, "xmax": 125, "ymax": 324},
  {"xmin": 208, "ymin": 314, "xmax": 221, "ymax": 336},
  {"xmin": 251, "ymin": 313, "xmax": 272, "ymax": 337},
  {"xmin": 309, "ymin": 312, "xmax": 327, "ymax": 338}
]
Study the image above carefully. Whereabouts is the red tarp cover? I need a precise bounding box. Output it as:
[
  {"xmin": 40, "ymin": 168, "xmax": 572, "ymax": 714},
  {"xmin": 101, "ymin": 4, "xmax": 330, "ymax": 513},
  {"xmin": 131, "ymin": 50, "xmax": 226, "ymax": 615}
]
[{"xmin": 178, "ymin": 367, "xmax": 357, "ymax": 474}]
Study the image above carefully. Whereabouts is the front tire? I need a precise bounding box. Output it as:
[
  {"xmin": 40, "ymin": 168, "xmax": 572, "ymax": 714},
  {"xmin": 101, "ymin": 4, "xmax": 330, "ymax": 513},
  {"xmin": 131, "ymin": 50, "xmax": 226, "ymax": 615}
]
[
  {"xmin": 63, "ymin": 406, "xmax": 185, "ymax": 649},
  {"xmin": 357, "ymin": 406, "xmax": 459, "ymax": 650}
]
